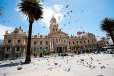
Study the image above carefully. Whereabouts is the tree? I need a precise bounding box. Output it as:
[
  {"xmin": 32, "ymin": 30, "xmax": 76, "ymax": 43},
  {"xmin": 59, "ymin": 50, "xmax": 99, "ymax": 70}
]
[
  {"xmin": 101, "ymin": 18, "xmax": 114, "ymax": 44},
  {"xmin": 18, "ymin": 0, "xmax": 43, "ymax": 64}
]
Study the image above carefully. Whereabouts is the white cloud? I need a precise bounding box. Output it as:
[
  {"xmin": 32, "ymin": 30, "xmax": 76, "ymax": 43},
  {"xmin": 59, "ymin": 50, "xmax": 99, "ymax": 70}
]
[
  {"xmin": 16, "ymin": 3, "xmax": 64, "ymax": 28},
  {"xmin": 15, "ymin": 4, "xmax": 28, "ymax": 21},
  {"xmin": 42, "ymin": 4, "xmax": 64, "ymax": 28},
  {"xmin": 53, "ymin": 4, "xmax": 63, "ymax": 13},
  {"xmin": 0, "ymin": 24, "xmax": 13, "ymax": 39}
]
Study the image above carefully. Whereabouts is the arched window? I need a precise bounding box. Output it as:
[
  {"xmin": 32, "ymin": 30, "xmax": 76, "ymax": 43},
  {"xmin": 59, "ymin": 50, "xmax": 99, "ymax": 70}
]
[
  {"xmin": 73, "ymin": 41, "xmax": 75, "ymax": 44},
  {"xmin": 40, "ymin": 41, "xmax": 42, "ymax": 45},
  {"xmin": 88, "ymin": 40, "xmax": 89, "ymax": 43}
]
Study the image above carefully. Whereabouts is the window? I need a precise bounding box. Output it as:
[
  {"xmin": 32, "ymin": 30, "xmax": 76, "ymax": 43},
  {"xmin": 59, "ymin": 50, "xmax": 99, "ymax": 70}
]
[
  {"xmin": 73, "ymin": 41, "xmax": 75, "ymax": 44},
  {"xmin": 34, "ymin": 41, "xmax": 37, "ymax": 45},
  {"xmin": 18, "ymin": 40, "xmax": 21, "ymax": 44},
  {"xmin": 40, "ymin": 47, "xmax": 42, "ymax": 50},
  {"xmin": 8, "ymin": 40, "xmax": 11, "ymax": 43},
  {"xmin": 46, "ymin": 41, "xmax": 48, "ymax": 45},
  {"xmin": 53, "ymin": 28, "xmax": 55, "ymax": 31},
  {"xmin": 84, "ymin": 41, "xmax": 85, "ymax": 43},
  {"xmin": 77, "ymin": 41, "xmax": 78, "ymax": 44},
  {"xmin": 40, "ymin": 41, "xmax": 42, "ymax": 45},
  {"xmin": 80, "ymin": 41, "xmax": 82, "ymax": 44},
  {"xmin": 88, "ymin": 40, "xmax": 89, "ymax": 43},
  {"xmin": 17, "ymin": 47, "xmax": 20, "ymax": 51}
]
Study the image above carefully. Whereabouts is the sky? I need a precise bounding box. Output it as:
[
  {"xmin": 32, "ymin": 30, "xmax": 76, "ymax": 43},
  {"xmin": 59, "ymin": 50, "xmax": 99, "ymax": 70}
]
[{"xmin": 0, "ymin": 0, "xmax": 114, "ymax": 39}]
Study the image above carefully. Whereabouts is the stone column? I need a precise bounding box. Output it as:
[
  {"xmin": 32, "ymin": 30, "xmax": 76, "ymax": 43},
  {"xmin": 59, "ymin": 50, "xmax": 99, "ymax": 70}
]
[{"xmin": 49, "ymin": 38, "xmax": 54, "ymax": 52}]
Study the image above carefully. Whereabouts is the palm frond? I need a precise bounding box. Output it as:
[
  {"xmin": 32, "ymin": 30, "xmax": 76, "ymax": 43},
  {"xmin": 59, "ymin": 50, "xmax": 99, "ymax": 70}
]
[
  {"xmin": 101, "ymin": 17, "xmax": 114, "ymax": 33},
  {"xmin": 18, "ymin": 0, "xmax": 43, "ymax": 22}
]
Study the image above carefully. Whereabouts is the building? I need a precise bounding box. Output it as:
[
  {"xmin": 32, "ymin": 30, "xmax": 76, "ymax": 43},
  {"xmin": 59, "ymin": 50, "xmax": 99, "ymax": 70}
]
[
  {"xmin": 68, "ymin": 32, "xmax": 97, "ymax": 53},
  {"xmin": 48, "ymin": 16, "xmax": 69, "ymax": 53},
  {"xmin": 2, "ymin": 16, "xmax": 69, "ymax": 59},
  {"xmin": 1, "ymin": 16, "xmax": 97, "ymax": 59},
  {"xmin": 3, "ymin": 27, "xmax": 26, "ymax": 59}
]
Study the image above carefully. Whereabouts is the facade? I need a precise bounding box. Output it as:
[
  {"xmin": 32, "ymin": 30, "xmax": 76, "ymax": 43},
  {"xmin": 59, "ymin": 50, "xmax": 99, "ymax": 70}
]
[
  {"xmin": 31, "ymin": 16, "xmax": 69, "ymax": 56},
  {"xmin": 68, "ymin": 32, "xmax": 97, "ymax": 53},
  {"xmin": 3, "ymin": 27, "xmax": 26, "ymax": 59},
  {"xmin": 1, "ymin": 16, "xmax": 97, "ymax": 59},
  {"xmin": 2, "ymin": 16, "xmax": 69, "ymax": 59},
  {"xmin": 97, "ymin": 37, "xmax": 108, "ymax": 48},
  {"xmin": 48, "ymin": 16, "xmax": 69, "ymax": 53}
]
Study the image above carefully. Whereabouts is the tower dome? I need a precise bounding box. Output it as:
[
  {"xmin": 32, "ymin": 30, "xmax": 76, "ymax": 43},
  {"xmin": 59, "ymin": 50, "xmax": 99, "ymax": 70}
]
[{"xmin": 49, "ymin": 16, "xmax": 59, "ymax": 33}]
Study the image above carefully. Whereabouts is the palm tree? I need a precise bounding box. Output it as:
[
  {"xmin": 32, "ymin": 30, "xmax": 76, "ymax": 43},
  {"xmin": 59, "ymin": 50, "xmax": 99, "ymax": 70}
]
[
  {"xmin": 18, "ymin": 0, "xmax": 43, "ymax": 64},
  {"xmin": 101, "ymin": 18, "xmax": 114, "ymax": 44}
]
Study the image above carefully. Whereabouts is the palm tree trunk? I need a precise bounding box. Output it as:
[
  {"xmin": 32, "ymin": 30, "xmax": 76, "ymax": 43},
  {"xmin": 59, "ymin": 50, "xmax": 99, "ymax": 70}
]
[
  {"xmin": 109, "ymin": 31, "xmax": 114, "ymax": 44},
  {"xmin": 25, "ymin": 21, "xmax": 33, "ymax": 64}
]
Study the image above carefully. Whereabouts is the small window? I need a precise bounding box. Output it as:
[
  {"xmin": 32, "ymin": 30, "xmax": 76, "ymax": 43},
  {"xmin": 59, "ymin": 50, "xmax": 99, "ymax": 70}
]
[
  {"xmin": 8, "ymin": 40, "xmax": 11, "ymax": 43},
  {"xmin": 18, "ymin": 40, "xmax": 21, "ymax": 43},
  {"xmin": 53, "ymin": 28, "xmax": 55, "ymax": 31},
  {"xmin": 17, "ymin": 47, "xmax": 20, "ymax": 51},
  {"xmin": 88, "ymin": 40, "xmax": 89, "ymax": 43},
  {"xmin": 46, "ymin": 41, "xmax": 48, "ymax": 45},
  {"xmin": 77, "ymin": 41, "xmax": 78, "ymax": 44},
  {"xmin": 40, "ymin": 47, "xmax": 42, "ymax": 50},
  {"xmin": 34, "ymin": 41, "xmax": 37, "ymax": 45},
  {"xmin": 80, "ymin": 41, "xmax": 82, "ymax": 44},
  {"xmin": 73, "ymin": 41, "xmax": 75, "ymax": 44},
  {"xmin": 40, "ymin": 41, "xmax": 42, "ymax": 45}
]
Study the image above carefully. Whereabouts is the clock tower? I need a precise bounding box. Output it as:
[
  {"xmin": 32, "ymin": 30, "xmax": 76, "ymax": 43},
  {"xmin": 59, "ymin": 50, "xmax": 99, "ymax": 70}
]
[{"xmin": 49, "ymin": 16, "xmax": 59, "ymax": 33}]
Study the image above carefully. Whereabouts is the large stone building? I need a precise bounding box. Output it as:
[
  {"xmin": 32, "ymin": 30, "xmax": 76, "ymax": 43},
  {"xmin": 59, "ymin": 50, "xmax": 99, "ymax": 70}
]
[
  {"xmin": 68, "ymin": 32, "xmax": 97, "ymax": 53},
  {"xmin": 31, "ymin": 16, "xmax": 69, "ymax": 56},
  {"xmin": 1, "ymin": 16, "xmax": 97, "ymax": 59},
  {"xmin": 2, "ymin": 16, "xmax": 69, "ymax": 59},
  {"xmin": 2, "ymin": 27, "xmax": 26, "ymax": 59}
]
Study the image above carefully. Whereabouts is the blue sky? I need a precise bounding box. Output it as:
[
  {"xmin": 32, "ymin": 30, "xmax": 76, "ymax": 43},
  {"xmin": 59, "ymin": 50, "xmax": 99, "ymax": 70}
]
[{"xmin": 0, "ymin": 0, "xmax": 114, "ymax": 39}]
